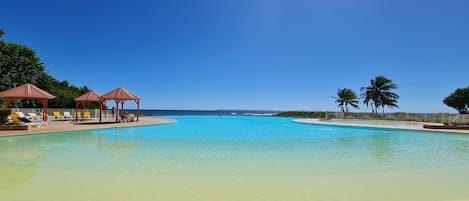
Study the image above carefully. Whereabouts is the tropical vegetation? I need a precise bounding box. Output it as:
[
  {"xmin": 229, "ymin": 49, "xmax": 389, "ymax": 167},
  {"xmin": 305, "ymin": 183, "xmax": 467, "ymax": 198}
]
[
  {"xmin": 274, "ymin": 111, "xmax": 330, "ymax": 118},
  {"xmin": 274, "ymin": 111, "xmax": 463, "ymax": 124},
  {"xmin": 0, "ymin": 29, "xmax": 94, "ymax": 108},
  {"xmin": 360, "ymin": 76, "xmax": 399, "ymax": 114},
  {"xmin": 332, "ymin": 88, "xmax": 359, "ymax": 112},
  {"xmin": 444, "ymin": 87, "xmax": 469, "ymax": 114},
  {"xmin": 0, "ymin": 109, "xmax": 10, "ymax": 124}
]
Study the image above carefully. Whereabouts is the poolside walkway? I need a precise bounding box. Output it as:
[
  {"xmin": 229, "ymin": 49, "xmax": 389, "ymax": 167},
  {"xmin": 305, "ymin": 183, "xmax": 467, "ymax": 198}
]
[
  {"xmin": 294, "ymin": 118, "xmax": 469, "ymax": 134},
  {"xmin": 0, "ymin": 118, "xmax": 176, "ymax": 137}
]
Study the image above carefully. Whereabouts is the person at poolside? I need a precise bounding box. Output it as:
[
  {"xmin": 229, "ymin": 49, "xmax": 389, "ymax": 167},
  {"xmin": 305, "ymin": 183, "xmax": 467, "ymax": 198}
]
[
  {"xmin": 111, "ymin": 107, "xmax": 115, "ymax": 118},
  {"xmin": 120, "ymin": 111, "xmax": 129, "ymax": 122}
]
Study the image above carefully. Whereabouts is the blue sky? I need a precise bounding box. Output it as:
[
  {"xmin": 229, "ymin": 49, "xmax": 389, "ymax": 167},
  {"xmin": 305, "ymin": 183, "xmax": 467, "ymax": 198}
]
[{"xmin": 1, "ymin": 0, "xmax": 468, "ymax": 112}]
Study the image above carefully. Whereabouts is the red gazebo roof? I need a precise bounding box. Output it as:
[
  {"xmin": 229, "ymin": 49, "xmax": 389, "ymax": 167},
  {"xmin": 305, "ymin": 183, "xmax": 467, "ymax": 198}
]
[
  {"xmin": 74, "ymin": 91, "xmax": 101, "ymax": 102},
  {"xmin": 100, "ymin": 88, "xmax": 139, "ymax": 100},
  {"xmin": 0, "ymin": 83, "xmax": 55, "ymax": 99}
]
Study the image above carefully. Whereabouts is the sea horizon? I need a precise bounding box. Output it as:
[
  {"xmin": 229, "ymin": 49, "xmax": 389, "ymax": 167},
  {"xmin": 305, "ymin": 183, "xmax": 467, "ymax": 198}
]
[
  {"xmin": 126, "ymin": 109, "xmax": 283, "ymax": 116},
  {"xmin": 123, "ymin": 109, "xmax": 457, "ymax": 116}
]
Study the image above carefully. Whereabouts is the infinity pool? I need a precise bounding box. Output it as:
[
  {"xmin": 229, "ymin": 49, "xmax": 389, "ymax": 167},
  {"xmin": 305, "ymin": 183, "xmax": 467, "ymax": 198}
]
[{"xmin": 1, "ymin": 116, "xmax": 469, "ymax": 201}]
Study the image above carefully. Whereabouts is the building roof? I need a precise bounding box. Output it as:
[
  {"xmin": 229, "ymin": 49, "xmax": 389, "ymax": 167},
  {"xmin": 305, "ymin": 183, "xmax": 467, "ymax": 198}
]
[
  {"xmin": 74, "ymin": 91, "xmax": 101, "ymax": 102},
  {"xmin": 0, "ymin": 83, "xmax": 56, "ymax": 99},
  {"xmin": 100, "ymin": 88, "xmax": 140, "ymax": 100}
]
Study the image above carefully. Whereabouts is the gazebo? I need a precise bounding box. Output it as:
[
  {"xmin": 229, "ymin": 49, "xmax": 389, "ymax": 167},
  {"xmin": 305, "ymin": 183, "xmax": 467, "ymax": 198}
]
[
  {"xmin": 74, "ymin": 91, "xmax": 103, "ymax": 121},
  {"xmin": 0, "ymin": 83, "xmax": 56, "ymax": 121},
  {"xmin": 99, "ymin": 88, "xmax": 140, "ymax": 123}
]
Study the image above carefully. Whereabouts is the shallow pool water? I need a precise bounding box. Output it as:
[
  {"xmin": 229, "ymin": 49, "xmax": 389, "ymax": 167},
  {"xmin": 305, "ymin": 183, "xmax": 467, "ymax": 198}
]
[{"xmin": 1, "ymin": 116, "xmax": 469, "ymax": 201}]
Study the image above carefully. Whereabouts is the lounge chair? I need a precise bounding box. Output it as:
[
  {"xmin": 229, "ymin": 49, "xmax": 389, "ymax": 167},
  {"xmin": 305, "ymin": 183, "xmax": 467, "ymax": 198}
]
[
  {"xmin": 128, "ymin": 113, "xmax": 137, "ymax": 122},
  {"xmin": 63, "ymin": 111, "xmax": 72, "ymax": 119},
  {"xmin": 9, "ymin": 113, "xmax": 20, "ymax": 122},
  {"xmin": 18, "ymin": 117, "xmax": 48, "ymax": 128},
  {"xmin": 28, "ymin": 113, "xmax": 40, "ymax": 120},
  {"xmin": 16, "ymin": 112, "xmax": 33, "ymax": 120},
  {"xmin": 120, "ymin": 112, "xmax": 136, "ymax": 122},
  {"xmin": 22, "ymin": 112, "xmax": 49, "ymax": 127},
  {"xmin": 53, "ymin": 111, "xmax": 63, "ymax": 119},
  {"xmin": 75, "ymin": 111, "xmax": 81, "ymax": 119},
  {"xmin": 120, "ymin": 112, "xmax": 128, "ymax": 122},
  {"xmin": 84, "ymin": 112, "xmax": 91, "ymax": 118}
]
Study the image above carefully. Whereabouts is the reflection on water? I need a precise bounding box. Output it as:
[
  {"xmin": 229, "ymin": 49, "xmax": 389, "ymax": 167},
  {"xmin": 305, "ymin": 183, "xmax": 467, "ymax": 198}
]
[
  {"xmin": 0, "ymin": 136, "xmax": 48, "ymax": 167},
  {"xmin": 0, "ymin": 136, "xmax": 47, "ymax": 191},
  {"xmin": 0, "ymin": 130, "xmax": 140, "ymax": 195},
  {"xmin": 96, "ymin": 134, "xmax": 138, "ymax": 158}
]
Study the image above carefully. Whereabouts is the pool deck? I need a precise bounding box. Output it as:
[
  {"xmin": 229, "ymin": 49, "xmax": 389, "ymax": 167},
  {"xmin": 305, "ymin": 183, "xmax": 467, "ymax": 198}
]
[
  {"xmin": 294, "ymin": 118, "xmax": 469, "ymax": 134},
  {"xmin": 0, "ymin": 118, "xmax": 176, "ymax": 137}
]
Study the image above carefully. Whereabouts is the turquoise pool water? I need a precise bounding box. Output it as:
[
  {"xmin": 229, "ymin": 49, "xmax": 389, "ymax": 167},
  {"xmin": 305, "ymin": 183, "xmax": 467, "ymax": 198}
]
[{"xmin": 1, "ymin": 116, "xmax": 469, "ymax": 201}]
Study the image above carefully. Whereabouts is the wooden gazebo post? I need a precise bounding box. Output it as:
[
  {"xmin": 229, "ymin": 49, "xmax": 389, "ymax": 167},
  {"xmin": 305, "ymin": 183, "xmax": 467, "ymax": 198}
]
[
  {"xmin": 103, "ymin": 101, "xmax": 107, "ymax": 118},
  {"xmin": 136, "ymin": 99, "xmax": 140, "ymax": 122},
  {"xmin": 4, "ymin": 97, "xmax": 12, "ymax": 109},
  {"xmin": 43, "ymin": 99, "xmax": 49, "ymax": 121},
  {"xmin": 75, "ymin": 102, "xmax": 79, "ymax": 121},
  {"xmin": 115, "ymin": 100, "xmax": 119, "ymax": 123},
  {"xmin": 99, "ymin": 100, "xmax": 102, "ymax": 122}
]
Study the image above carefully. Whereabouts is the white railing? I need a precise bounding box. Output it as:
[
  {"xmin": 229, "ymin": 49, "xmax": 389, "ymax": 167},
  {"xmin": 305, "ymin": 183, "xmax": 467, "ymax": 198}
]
[
  {"xmin": 327, "ymin": 112, "xmax": 469, "ymax": 124},
  {"xmin": 9, "ymin": 108, "xmax": 107, "ymax": 119}
]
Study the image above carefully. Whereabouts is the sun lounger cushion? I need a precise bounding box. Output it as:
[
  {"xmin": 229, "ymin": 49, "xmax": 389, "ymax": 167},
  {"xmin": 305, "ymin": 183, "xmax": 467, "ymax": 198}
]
[{"xmin": 19, "ymin": 117, "xmax": 48, "ymax": 128}]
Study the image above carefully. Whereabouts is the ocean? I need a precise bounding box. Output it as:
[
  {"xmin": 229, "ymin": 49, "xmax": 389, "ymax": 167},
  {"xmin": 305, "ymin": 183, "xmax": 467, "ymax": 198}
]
[{"xmin": 125, "ymin": 109, "xmax": 282, "ymax": 116}]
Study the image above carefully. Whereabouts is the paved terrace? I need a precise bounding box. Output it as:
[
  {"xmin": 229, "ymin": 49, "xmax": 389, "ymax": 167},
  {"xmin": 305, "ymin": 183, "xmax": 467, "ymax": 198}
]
[
  {"xmin": 0, "ymin": 118, "xmax": 176, "ymax": 137},
  {"xmin": 294, "ymin": 118, "xmax": 469, "ymax": 134}
]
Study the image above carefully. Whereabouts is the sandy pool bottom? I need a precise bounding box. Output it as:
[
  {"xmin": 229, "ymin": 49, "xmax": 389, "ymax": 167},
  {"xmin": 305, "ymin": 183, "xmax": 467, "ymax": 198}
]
[{"xmin": 1, "ymin": 166, "xmax": 469, "ymax": 201}]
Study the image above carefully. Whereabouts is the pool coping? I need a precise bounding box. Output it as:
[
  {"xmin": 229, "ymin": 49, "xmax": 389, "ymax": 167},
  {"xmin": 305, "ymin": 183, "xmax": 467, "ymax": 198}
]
[
  {"xmin": 293, "ymin": 118, "xmax": 469, "ymax": 134},
  {"xmin": 0, "ymin": 118, "xmax": 177, "ymax": 138}
]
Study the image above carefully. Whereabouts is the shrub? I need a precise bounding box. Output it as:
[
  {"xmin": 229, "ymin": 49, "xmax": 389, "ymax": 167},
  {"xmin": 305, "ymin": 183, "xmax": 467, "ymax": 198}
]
[
  {"xmin": 0, "ymin": 109, "xmax": 11, "ymax": 124},
  {"xmin": 274, "ymin": 111, "xmax": 330, "ymax": 118},
  {"xmin": 360, "ymin": 115, "xmax": 373, "ymax": 119}
]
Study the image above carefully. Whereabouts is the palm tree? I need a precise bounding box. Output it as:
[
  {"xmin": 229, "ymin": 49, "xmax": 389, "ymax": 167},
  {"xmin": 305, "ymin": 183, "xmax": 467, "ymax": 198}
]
[
  {"xmin": 361, "ymin": 76, "xmax": 399, "ymax": 114},
  {"xmin": 333, "ymin": 88, "xmax": 359, "ymax": 112},
  {"xmin": 361, "ymin": 84, "xmax": 377, "ymax": 113}
]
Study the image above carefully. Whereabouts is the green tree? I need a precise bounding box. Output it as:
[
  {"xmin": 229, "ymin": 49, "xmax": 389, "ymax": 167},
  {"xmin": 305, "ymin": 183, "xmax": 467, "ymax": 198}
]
[
  {"xmin": 361, "ymin": 76, "xmax": 399, "ymax": 114},
  {"xmin": 0, "ymin": 29, "xmax": 45, "ymax": 92},
  {"xmin": 0, "ymin": 29, "xmax": 92, "ymax": 108},
  {"xmin": 333, "ymin": 88, "xmax": 359, "ymax": 112},
  {"xmin": 443, "ymin": 87, "xmax": 469, "ymax": 114},
  {"xmin": 36, "ymin": 73, "xmax": 93, "ymax": 108}
]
